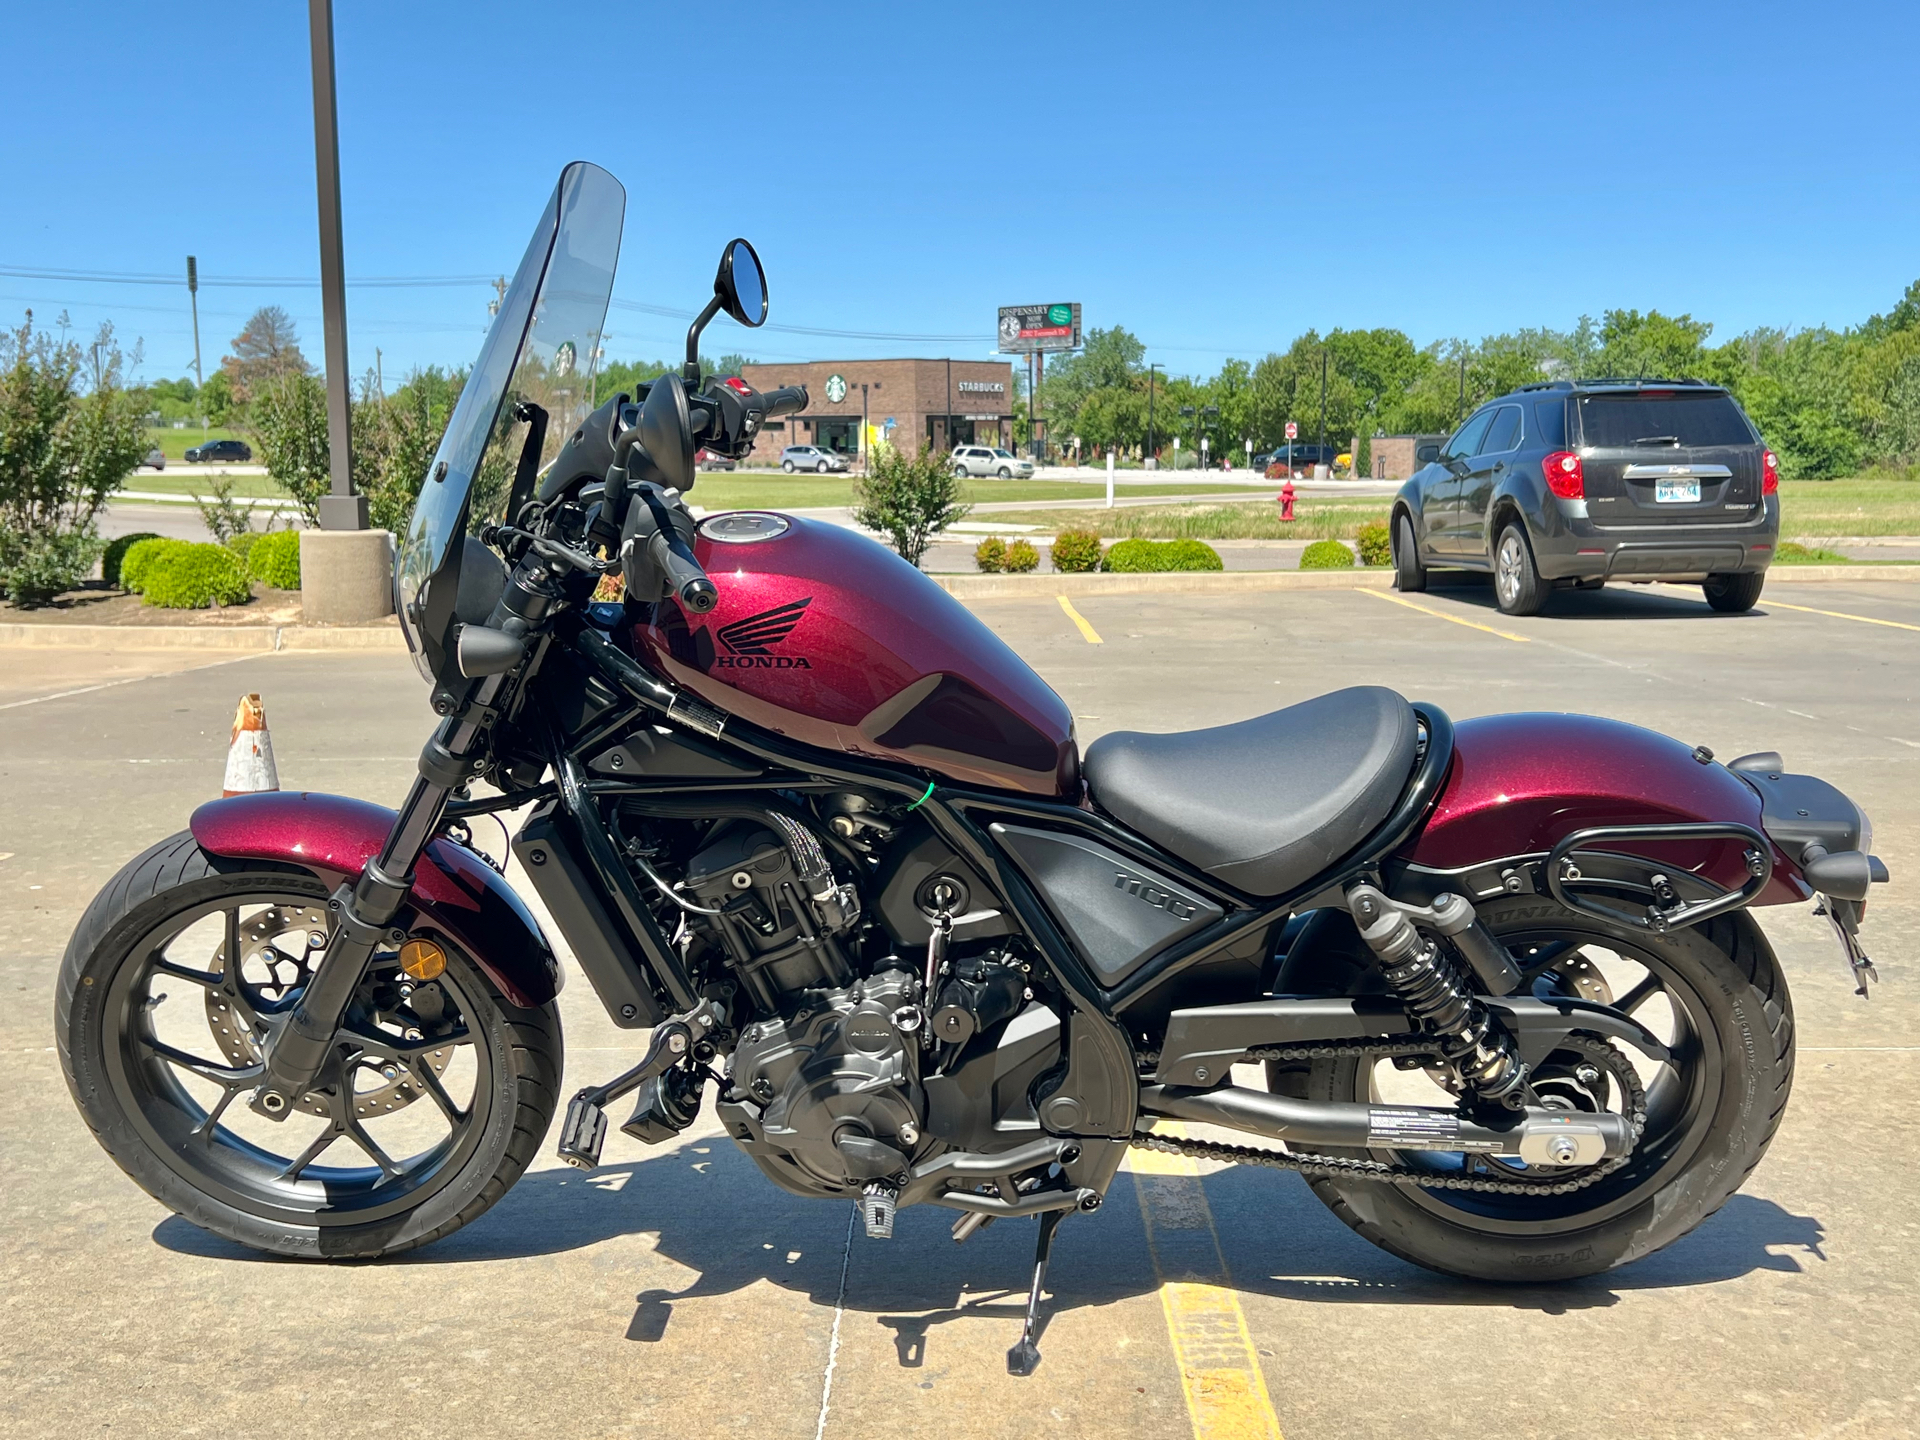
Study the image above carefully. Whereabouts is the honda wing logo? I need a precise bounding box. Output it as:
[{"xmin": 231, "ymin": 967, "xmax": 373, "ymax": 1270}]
[{"xmin": 713, "ymin": 598, "xmax": 813, "ymax": 669}]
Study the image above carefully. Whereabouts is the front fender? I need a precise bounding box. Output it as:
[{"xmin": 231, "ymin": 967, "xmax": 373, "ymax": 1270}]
[
  {"xmin": 1399, "ymin": 713, "xmax": 1810, "ymax": 906},
  {"xmin": 190, "ymin": 791, "xmax": 562, "ymax": 1009}
]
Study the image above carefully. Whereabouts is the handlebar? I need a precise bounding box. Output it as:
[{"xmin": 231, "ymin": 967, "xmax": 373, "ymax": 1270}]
[
  {"xmin": 759, "ymin": 384, "xmax": 808, "ymax": 419},
  {"xmin": 634, "ymin": 486, "xmax": 717, "ymax": 613}
]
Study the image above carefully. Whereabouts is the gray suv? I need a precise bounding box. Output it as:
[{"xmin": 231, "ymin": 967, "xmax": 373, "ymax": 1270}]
[
  {"xmin": 781, "ymin": 445, "xmax": 850, "ymax": 474},
  {"xmin": 951, "ymin": 445, "xmax": 1034, "ymax": 479},
  {"xmin": 1391, "ymin": 379, "xmax": 1779, "ymax": 615}
]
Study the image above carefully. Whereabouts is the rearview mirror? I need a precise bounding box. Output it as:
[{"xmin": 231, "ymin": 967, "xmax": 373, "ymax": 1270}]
[{"xmin": 715, "ymin": 239, "xmax": 767, "ymax": 328}]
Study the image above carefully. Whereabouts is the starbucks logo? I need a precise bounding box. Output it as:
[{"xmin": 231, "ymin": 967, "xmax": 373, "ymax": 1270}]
[{"xmin": 824, "ymin": 373, "xmax": 847, "ymax": 403}]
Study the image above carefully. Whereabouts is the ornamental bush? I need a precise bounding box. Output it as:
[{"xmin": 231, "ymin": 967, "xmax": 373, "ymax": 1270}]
[
  {"xmin": 1003, "ymin": 538, "xmax": 1040, "ymax": 573},
  {"xmin": 1355, "ymin": 521, "xmax": 1392, "ymax": 567},
  {"xmin": 0, "ymin": 530, "xmax": 102, "ymax": 605},
  {"xmin": 1050, "ymin": 529, "xmax": 1103, "ymax": 573},
  {"xmin": 973, "ymin": 535, "xmax": 1007, "ymax": 572},
  {"xmin": 1102, "ymin": 537, "xmax": 1224, "ymax": 573},
  {"xmin": 247, "ymin": 529, "xmax": 302, "ymax": 589},
  {"xmin": 102, "ymin": 531, "xmax": 161, "ymax": 588},
  {"xmin": 120, "ymin": 537, "xmax": 194, "ymax": 593},
  {"xmin": 141, "ymin": 542, "xmax": 251, "ymax": 609},
  {"xmin": 1300, "ymin": 539, "xmax": 1356, "ymax": 569}
]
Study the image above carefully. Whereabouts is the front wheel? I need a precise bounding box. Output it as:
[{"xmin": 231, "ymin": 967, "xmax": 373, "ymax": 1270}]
[
  {"xmin": 817, "ymin": 461, "xmax": 830, "ymax": 473},
  {"xmin": 1278, "ymin": 895, "xmax": 1793, "ymax": 1282},
  {"xmin": 1704, "ymin": 571, "xmax": 1765, "ymax": 612},
  {"xmin": 997, "ymin": 466, "xmax": 1012, "ymax": 478},
  {"xmin": 57, "ymin": 832, "xmax": 561, "ymax": 1259}
]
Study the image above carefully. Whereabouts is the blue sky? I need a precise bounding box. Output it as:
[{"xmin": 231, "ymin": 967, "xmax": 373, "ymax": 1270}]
[{"xmin": 3, "ymin": 1, "xmax": 1915, "ymax": 385}]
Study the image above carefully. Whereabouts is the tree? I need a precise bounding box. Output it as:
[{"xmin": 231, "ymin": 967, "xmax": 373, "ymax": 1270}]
[
  {"xmin": 353, "ymin": 367, "xmax": 464, "ymax": 535},
  {"xmin": 0, "ymin": 313, "xmax": 147, "ymax": 604},
  {"xmin": 852, "ymin": 444, "xmax": 970, "ymax": 567},
  {"xmin": 222, "ymin": 306, "xmax": 310, "ymax": 403},
  {"xmin": 249, "ymin": 372, "xmax": 330, "ymax": 525}
]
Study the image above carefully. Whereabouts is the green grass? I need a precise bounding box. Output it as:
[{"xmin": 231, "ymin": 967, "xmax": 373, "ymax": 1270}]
[
  {"xmin": 1774, "ymin": 540, "xmax": 1851, "ymax": 563},
  {"xmin": 686, "ymin": 475, "xmax": 1274, "ymax": 511},
  {"xmin": 974, "ymin": 497, "xmax": 1387, "ymax": 541},
  {"xmin": 142, "ymin": 426, "xmax": 254, "ymax": 462},
  {"xmin": 116, "ymin": 470, "xmax": 288, "ymax": 501},
  {"xmin": 1777, "ymin": 477, "xmax": 1920, "ymax": 537}
]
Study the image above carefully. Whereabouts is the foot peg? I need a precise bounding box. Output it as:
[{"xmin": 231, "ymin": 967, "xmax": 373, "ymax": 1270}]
[
  {"xmin": 1006, "ymin": 1209, "xmax": 1066, "ymax": 1377},
  {"xmin": 557, "ymin": 1092, "xmax": 608, "ymax": 1170},
  {"xmin": 860, "ymin": 1183, "xmax": 898, "ymax": 1240}
]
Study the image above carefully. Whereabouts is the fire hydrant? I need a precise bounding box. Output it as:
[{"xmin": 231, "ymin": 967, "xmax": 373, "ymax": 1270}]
[{"xmin": 1279, "ymin": 478, "xmax": 1296, "ymax": 522}]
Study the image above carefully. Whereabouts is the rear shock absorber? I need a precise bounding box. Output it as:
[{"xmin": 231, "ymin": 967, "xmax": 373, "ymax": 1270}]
[{"xmin": 1346, "ymin": 883, "xmax": 1529, "ymax": 1111}]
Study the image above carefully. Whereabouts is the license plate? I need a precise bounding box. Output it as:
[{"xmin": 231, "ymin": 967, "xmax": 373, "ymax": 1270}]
[{"xmin": 1655, "ymin": 479, "xmax": 1701, "ymax": 503}]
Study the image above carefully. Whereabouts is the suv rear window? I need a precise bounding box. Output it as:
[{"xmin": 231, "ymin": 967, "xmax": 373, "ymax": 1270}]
[{"xmin": 1576, "ymin": 392, "xmax": 1754, "ymax": 448}]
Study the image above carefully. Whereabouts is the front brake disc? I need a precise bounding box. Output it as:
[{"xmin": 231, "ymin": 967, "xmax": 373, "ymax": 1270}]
[{"xmin": 205, "ymin": 904, "xmax": 454, "ymax": 1118}]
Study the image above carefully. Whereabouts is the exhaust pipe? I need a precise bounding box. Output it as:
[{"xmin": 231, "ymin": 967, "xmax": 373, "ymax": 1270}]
[{"xmin": 1136, "ymin": 1084, "xmax": 1632, "ymax": 1167}]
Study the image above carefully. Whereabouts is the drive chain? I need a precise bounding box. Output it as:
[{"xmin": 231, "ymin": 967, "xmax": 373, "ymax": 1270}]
[{"xmin": 1132, "ymin": 1035, "xmax": 1647, "ymax": 1197}]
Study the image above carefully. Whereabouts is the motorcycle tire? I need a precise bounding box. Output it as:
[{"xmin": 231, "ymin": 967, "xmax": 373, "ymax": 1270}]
[
  {"xmin": 1273, "ymin": 893, "xmax": 1793, "ymax": 1283},
  {"xmin": 57, "ymin": 831, "xmax": 562, "ymax": 1260}
]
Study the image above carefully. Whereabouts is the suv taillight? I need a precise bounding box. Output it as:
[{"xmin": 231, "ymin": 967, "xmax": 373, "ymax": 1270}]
[
  {"xmin": 1543, "ymin": 450, "xmax": 1583, "ymax": 499},
  {"xmin": 1762, "ymin": 449, "xmax": 1779, "ymax": 495}
]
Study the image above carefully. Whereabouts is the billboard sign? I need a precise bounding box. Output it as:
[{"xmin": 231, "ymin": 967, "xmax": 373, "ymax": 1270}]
[{"xmin": 998, "ymin": 303, "xmax": 1082, "ymax": 354}]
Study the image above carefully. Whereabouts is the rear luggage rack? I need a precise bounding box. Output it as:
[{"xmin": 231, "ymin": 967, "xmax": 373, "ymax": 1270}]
[{"xmin": 1545, "ymin": 822, "xmax": 1772, "ymax": 933}]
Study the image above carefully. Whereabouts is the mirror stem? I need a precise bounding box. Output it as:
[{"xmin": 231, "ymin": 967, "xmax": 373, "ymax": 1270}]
[{"xmin": 684, "ymin": 296, "xmax": 723, "ymax": 387}]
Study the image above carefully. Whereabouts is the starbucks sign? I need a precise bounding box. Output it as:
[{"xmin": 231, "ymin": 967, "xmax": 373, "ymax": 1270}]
[{"xmin": 824, "ymin": 373, "xmax": 848, "ymax": 403}]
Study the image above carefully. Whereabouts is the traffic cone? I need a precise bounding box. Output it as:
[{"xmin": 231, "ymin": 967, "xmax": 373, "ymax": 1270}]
[{"xmin": 222, "ymin": 693, "xmax": 280, "ymax": 797}]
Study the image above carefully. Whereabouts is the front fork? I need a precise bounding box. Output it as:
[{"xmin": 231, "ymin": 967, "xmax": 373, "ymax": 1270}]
[{"xmin": 250, "ymin": 686, "xmax": 500, "ymax": 1119}]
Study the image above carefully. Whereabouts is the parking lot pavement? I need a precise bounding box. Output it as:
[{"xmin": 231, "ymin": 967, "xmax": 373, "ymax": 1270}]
[{"xmin": 2, "ymin": 585, "xmax": 1916, "ymax": 1439}]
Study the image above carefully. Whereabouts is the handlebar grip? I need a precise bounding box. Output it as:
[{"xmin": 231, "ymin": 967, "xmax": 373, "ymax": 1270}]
[
  {"xmin": 760, "ymin": 385, "xmax": 808, "ymax": 419},
  {"xmin": 648, "ymin": 530, "xmax": 718, "ymax": 613}
]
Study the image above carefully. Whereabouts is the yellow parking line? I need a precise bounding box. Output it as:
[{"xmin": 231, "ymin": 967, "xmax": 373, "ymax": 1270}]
[
  {"xmin": 1131, "ymin": 1135, "xmax": 1285, "ymax": 1440},
  {"xmin": 1360, "ymin": 587, "xmax": 1531, "ymax": 642},
  {"xmin": 1762, "ymin": 598, "xmax": 1920, "ymax": 633},
  {"xmin": 1057, "ymin": 595, "xmax": 1104, "ymax": 644}
]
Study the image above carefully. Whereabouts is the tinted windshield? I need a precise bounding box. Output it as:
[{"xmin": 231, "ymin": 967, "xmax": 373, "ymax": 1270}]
[
  {"xmin": 1578, "ymin": 391, "xmax": 1755, "ymax": 448},
  {"xmin": 395, "ymin": 162, "xmax": 624, "ymax": 679}
]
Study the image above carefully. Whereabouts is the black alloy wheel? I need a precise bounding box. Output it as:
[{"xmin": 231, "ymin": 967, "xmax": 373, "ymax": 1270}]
[
  {"xmin": 1393, "ymin": 513, "xmax": 1427, "ymax": 593},
  {"xmin": 1270, "ymin": 894, "xmax": 1793, "ymax": 1282},
  {"xmin": 1493, "ymin": 521, "xmax": 1545, "ymax": 616},
  {"xmin": 58, "ymin": 833, "xmax": 561, "ymax": 1259},
  {"xmin": 1704, "ymin": 571, "xmax": 1766, "ymax": 613}
]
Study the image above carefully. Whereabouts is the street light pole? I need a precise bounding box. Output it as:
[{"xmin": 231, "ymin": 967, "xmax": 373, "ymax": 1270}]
[
  {"xmin": 186, "ymin": 256, "xmax": 204, "ymax": 435},
  {"xmin": 308, "ymin": 0, "xmax": 363, "ymax": 530},
  {"xmin": 860, "ymin": 382, "xmax": 870, "ymax": 477},
  {"xmin": 1147, "ymin": 362, "xmax": 1161, "ymax": 468},
  {"xmin": 1318, "ymin": 349, "xmax": 1328, "ymax": 457}
]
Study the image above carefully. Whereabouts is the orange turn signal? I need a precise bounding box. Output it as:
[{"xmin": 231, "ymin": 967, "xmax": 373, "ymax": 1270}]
[{"xmin": 398, "ymin": 938, "xmax": 447, "ymax": 982}]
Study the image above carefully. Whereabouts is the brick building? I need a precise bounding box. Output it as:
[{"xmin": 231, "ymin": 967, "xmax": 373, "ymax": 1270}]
[
  {"xmin": 738, "ymin": 358, "xmax": 1015, "ymax": 466},
  {"xmin": 1368, "ymin": 433, "xmax": 1448, "ymax": 481}
]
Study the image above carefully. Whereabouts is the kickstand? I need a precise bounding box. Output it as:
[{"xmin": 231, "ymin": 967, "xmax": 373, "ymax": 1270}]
[{"xmin": 1006, "ymin": 1208, "xmax": 1066, "ymax": 1377}]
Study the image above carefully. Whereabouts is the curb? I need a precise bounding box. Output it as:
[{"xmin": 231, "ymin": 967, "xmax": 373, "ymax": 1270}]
[
  {"xmin": 934, "ymin": 569, "xmax": 1397, "ymax": 598},
  {"xmin": 1762, "ymin": 565, "xmax": 1920, "ymax": 583},
  {"xmin": 0, "ymin": 622, "xmax": 404, "ymax": 651}
]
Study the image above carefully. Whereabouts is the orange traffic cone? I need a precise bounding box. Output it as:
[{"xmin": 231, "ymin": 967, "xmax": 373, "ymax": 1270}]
[{"xmin": 222, "ymin": 693, "xmax": 280, "ymax": 797}]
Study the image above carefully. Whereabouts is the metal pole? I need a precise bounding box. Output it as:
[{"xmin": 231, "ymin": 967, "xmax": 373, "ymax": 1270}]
[
  {"xmin": 186, "ymin": 256, "xmax": 204, "ymax": 433},
  {"xmin": 861, "ymin": 382, "xmax": 870, "ymax": 477},
  {"xmin": 1318, "ymin": 350, "xmax": 1328, "ymax": 458},
  {"xmin": 309, "ymin": 0, "xmax": 363, "ymax": 530},
  {"xmin": 945, "ymin": 356, "xmax": 952, "ymax": 457},
  {"xmin": 1147, "ymin": 362, "xmax": 1159, "ymax": 467},
  {"xmin": 1457, "ymin": 354, "xmax": 1466, "ymax": 425}
]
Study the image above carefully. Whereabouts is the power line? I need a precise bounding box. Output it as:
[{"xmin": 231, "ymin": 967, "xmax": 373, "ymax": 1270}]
[
  {"xmin": 608, "ymin": 296, "xmax": 992, "ymax": 344},
  {"xmin": 0, "ymin": 265, "xmax": 497, "ymax": 289}
]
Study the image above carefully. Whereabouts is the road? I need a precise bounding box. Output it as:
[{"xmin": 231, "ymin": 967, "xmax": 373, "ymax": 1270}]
[{"xmin": 1, "ymin": 579, "xmax": 1915, "ymax": 1438}]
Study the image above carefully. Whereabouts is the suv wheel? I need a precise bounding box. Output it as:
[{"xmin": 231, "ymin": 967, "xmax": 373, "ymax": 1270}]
[
  {"xmin": 1393, "ymin": 513, "xmax": 1427, "ymax": 593},
  {"xmin": 816, "ymin": 461, "xmax": 830, "ymax": 474},
  {"xmin": 997, "ymin": 466, "xmax": 1012, "ymax": 479},
  {"xmin": 782, "ymin": 460, "xmax": 795, "ymax": 473},
  {"xmin": 1493, "ymin": 522, "xmax": 1545, "ymax": 616},
  {"xmin": 1703, "ymin": 572, "xmax": 1765, "ymax": 613}
]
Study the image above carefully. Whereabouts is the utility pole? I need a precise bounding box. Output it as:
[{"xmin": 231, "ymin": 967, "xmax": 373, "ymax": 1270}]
[
  {"xmin": 308, "ymin": 0, "xmax": 362, "ymax": 530},
  {"xmin": 1147, "ymin": 361, "xmax": 1161, "ymax": 467},
  {"xmin": 1318, "ymin": 349, "xmax": 1328, "ymax": 455},
  {"xmin": 186, "ymin": 256, "xmax": 205, "ymax": 434},
  {"xmin": 375, "ymin": 346, "xmax": 383, "ymax": 398}
]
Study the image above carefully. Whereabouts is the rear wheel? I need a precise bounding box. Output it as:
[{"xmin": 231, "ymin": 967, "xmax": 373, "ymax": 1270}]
[
  {"xmin": 1393, "ymin": 513, "xmax": 1427, "ymax": 593},
  {"xmin": 782, "ymin": 460, "xmax": 795, "ymax": 473},
  {"xmin": 1273, "ymin": 895, "xmax": 1793, "ymax": 1282},
  {"xmin": 1493, "ymin": 522, "xmax": 1545, "ymax": 615},
  {"xmin": 1704, "ymin": 571, "xmax": 1765, "ymax": 612},
  {"xmin": 58, "ymin": 832, "xmax": 561, "ymax": 1259}
]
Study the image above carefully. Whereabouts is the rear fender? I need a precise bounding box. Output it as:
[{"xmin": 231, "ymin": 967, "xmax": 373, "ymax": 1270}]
[{"xmin": 190, "ymin": 791, "xmax": 562, "ymax": 1009}]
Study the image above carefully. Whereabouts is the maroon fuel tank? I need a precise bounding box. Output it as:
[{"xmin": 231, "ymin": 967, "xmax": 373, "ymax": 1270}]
[
  {"xmin": 1403, "ymin": 712, "xmax": 1807, "ymax": 905},
  {"xmin": 632, "ymin": 513, "xmax": 1077, "ymax": 796}
]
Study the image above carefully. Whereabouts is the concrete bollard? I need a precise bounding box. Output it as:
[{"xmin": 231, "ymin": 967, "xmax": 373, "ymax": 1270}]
[{"xmin": 299, "ymin": 529, "xmax": 394, "ymax": 624}]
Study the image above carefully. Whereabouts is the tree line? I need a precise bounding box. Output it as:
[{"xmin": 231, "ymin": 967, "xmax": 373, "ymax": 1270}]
[{"xmin": 1038, "ymin": 282, "xmax": 1920, "ymax": 479}]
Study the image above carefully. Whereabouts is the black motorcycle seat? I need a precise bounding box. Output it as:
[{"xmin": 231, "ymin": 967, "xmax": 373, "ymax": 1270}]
[{"xmin": 1082, "ymin": 686, "xmax": 1419, "ymax": 897}]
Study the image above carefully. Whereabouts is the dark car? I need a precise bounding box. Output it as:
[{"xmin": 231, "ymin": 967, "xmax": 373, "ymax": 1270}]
[
  {"xmin": 1263, "ymin": 443, "xmax": 1339, "ymax": 478},
  {"xmin": 1390, "ymin": 379, "xmax": 1779, "ymax": 615},
  {"xmin": 184, "ymin": 438, "xmax": 252, "ymax": 463}
]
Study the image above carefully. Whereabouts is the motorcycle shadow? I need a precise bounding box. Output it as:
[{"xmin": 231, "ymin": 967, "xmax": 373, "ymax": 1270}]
[{"xmin": 154, "ymin": 1134, "xmax": 1827, "ymax": 1358}]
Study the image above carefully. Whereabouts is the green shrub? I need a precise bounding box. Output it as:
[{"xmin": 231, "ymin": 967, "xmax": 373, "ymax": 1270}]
[
  {"xmin": 1774, "ymin": 540, "xmax": 1850, "ymax": 564},
  {"xmin": 1003, "ymin": 539, "xmax": 1040, "ymax": 573},
  {"xmin": 852, "ymin": 445, "xmax": 971, "ymax": 567},
  {"xmin": 141, "ymin": 542, "xmax": 251, "ymax": 609},
  {"xmin": 974, "ymin": 535, "xmax": 1007, "ymax": 572},
  {"xmin": 247, "ymin": 529, "xmax": 302, "ymax": 589},
  {"xmin": 226, "ymin": 531, "xmax": 263, "ymax": 563},
  {"xmin": 120, "ymin": 537, "xmax": 193, "ymax": 594},
  {"xmin": 0, "ymin": 530, "xmax": 102, "ymax": 606},
  {"xmin": 1102, "ymin": 537, "xmax": 1225, "ymax": 573},
  {"xmin": 1355, "ymin": 521, "xmax": 1392, "ymax": 567},
  {"xmin": 102, "ymin": 531, "xmax": 161, "ymax": 588},
  {"xmin": 1050, "ymin": 529, "xmax": 1103, "ymax": 573},
  {"xmin": 1299, "ymin": 539, "xmax": 1356, "ymax": 569}
]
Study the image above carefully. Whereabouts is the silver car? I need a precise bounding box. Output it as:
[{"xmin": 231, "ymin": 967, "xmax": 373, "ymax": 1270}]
[
  {"xmin": 951, "ymin": 445, "xmax": 1033, "ymax": 479},
  {"xmin": 781, "ymin": 444, "xmax": 851, "ymax": 474}
]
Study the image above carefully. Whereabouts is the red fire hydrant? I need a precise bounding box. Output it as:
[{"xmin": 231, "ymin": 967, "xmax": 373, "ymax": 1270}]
[{"xmin": 1279, "ymin": 478, "xmax": 1296, "ymax": 522}]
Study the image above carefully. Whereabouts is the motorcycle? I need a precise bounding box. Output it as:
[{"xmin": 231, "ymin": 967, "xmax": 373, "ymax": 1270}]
[{"xmin": 59, "ymin": 163, "xmax": 1890, "ymax": 1374}]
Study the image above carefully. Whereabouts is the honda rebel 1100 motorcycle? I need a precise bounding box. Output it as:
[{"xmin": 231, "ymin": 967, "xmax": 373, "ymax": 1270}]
[{"xmin": 60, "ymin": 163, "xmax": 1891, "ymax": 1374}]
